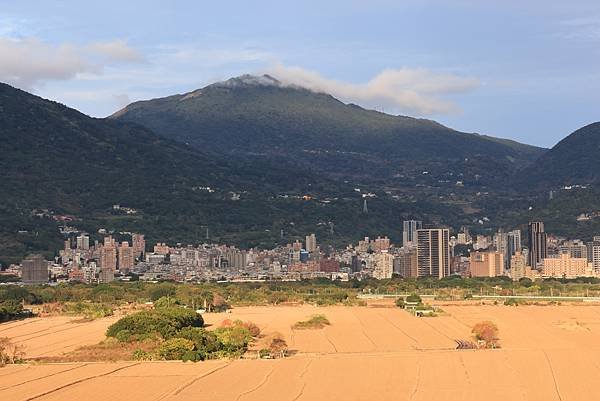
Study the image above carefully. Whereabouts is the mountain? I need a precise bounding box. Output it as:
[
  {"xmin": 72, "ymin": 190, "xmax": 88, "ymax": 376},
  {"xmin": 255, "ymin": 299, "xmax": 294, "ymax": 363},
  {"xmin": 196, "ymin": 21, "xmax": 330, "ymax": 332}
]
[
  {"xmin": 112, "ymin": 74, "xmax": 546, "ymax": 189},
  {"xmin": 1, "ymin": 82, "xmax": 467, "ymax": 265},
  {"xmin": 521, "ymin": 122, "xmax": 600, "ymax": 189}
]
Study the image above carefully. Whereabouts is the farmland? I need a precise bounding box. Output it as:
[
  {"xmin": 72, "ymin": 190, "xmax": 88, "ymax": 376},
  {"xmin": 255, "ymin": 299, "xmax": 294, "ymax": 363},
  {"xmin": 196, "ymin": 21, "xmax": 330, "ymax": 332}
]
[{"xmin": 2, "ymin": 303, "xmax": 600, "ymax": 400}]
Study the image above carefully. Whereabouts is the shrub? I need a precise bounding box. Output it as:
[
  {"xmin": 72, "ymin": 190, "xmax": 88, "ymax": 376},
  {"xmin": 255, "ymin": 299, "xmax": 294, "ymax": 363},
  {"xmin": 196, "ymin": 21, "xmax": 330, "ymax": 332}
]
[
  {"xmin": 115, "ymin": 329, "xmax": 132, "ymax": 343},
  {"xmin": 156, "ymin": 338, "xmax": 195, "ymax": 360},
  {"xmin": 519, "ymin": 277, "xmax": 533, "ymax": 288},
  {"xmin": 504, "ymin": 298, "xmax": 521, "ymax": 306},
  {"xmin": 220, "ymin": 320, "xmax": 260, "ymax": 337},
  {"xmin": 292, "ymin": 314, "xmax": 330, "ymax": 330},
  {"xmin": 472, "ymin": 321, "xmax": 499, "ymax": 348},
  {"xmin": 0, "ymin": 337, "xmax": 25, "ymax": 366},
  {"xmin": 214, "ymin": 326, "xmax": 253, "ymax": 354},
  {"xmin": 406, "ymin": 294, "xmax": 422, "ymax": 303},
  {"xmin": 154, "ymin": 296, "xmax": 180, "ymax": 309},
  {"xmin": 267, "ymin": 332, "xmax": 287, "ymax": 358},
  {"xmin": 0, "ymin": 300, "xmax": 23, "ymax": 322},
  {"xmin": 148, "ymin": 284, "xmax": 177, "ymax": 302},
  {"xmin": 106, "ymin": 308, "xmax": 203, "ymax": 340},
  {"xmin": 212, "ymin": 294, "xmax": 229, "ymax": 312},
  {"xmin": 395, "ymin": 298, "xmax": 405, "ymax": 308},
  {"xmin": 176, "ymin": 327, "xmax": 220, "ymax": 359},
  {"xmin": 132, "ymin": 349, "xmax": 153, "ymax": 361},
  {"xmin": 63, "ymin": 302, "xmax": 113, "ymax": 320}
]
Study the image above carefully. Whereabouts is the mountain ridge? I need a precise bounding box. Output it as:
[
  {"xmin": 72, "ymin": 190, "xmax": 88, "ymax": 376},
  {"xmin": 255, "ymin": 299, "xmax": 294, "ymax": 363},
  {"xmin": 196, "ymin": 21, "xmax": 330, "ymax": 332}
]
[{"xmin": 112, "ymin": 74, "xmax": 546, "ymax": 189}]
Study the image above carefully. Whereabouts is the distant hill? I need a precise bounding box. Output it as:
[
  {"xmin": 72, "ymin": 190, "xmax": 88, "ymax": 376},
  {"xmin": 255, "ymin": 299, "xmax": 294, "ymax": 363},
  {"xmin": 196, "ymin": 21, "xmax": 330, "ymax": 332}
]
[
  {"xmin": 520, "ymin": 122, "xmax": 600, "ymax": 189},
  {"xmin": 112, "ymin": 74, "xmax": 545, "ymax": 188}
]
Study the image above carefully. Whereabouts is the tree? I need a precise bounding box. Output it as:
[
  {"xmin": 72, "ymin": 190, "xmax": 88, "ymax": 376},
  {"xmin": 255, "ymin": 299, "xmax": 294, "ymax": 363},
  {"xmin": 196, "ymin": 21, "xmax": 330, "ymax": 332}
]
[
  {"xmin": 519, "ymin": 277, "xmax": 533, "ymax": 288},
  {"xmin": 472, "ymin": 321, "xmax": 499, "ymax": 348}
]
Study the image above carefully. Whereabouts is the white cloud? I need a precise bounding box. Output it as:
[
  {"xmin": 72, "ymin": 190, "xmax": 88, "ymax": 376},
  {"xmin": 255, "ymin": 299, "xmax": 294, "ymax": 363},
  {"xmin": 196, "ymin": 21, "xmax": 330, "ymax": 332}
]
[
  {"xmin": 112, "ymin": 93, "xmax": 132, "ymax": 109},
  {"xmin": 0, "ymin": 37, "xmax": 144, "ymax": 91},
  {"xmin": 264, "ymin": 64, "xmax": 479, "ymax": 115},
  {"xmin": 0, "ymin": 38, "xmax": 96, "ymax": 90},
  {"xmin": 88, "ymin": 39, "xmax": 146, "ymax": 63}
]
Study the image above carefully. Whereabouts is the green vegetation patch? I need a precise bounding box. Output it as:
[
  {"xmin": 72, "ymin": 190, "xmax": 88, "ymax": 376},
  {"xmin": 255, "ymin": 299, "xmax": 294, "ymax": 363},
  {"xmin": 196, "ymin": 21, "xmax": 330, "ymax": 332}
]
[
  {"xmin": 292, "ymin": 314, "xmax": 331, "ymax": 330},
  {"xmin": 106, "ymin": 307, "xmax": 203, "ymax": 342}
]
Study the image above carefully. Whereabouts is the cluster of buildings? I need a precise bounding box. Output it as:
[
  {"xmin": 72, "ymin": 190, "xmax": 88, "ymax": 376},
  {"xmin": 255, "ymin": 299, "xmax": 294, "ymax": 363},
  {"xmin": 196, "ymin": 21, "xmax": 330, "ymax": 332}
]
[
  {"xmin": 461, "ymin": 222, "xmax": 600, "ymax": 280},
  {"xmin": 6, "ymin": 220, "xmax": 600, "ymax": 284},
  {"xmin": 4, "ymin": 234, "xmax": 145, "ymax": 284}
]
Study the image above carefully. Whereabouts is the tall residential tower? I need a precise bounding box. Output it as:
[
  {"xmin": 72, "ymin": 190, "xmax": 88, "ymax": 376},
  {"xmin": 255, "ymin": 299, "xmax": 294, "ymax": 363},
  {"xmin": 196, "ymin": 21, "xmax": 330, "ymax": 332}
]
[{"xmin": 417, "ymin": 228, "xmax": 450, "ymax": 278}]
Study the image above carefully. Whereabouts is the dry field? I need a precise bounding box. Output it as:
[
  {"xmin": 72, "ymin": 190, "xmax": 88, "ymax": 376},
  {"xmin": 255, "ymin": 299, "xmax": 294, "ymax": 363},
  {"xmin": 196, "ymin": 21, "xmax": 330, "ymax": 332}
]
[{"xmin": 2, "ymin": 303, "xmax": 600, "ymax": 400}]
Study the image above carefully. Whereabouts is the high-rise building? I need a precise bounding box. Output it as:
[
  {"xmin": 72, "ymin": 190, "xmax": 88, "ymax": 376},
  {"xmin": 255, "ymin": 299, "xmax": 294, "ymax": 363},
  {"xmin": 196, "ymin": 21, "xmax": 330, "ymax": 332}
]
[
  {"xmin": 417, "ymin": 229, "xmax": 450, "ymax": 278},
  {"xmin": 542, "ymin": 254, "xmax": 593, "ymax": 279},
  {"xmin": 305, "ymin": 234, "xmax": 317, "ymax": 253},
  {"xmin": 559, "ymin": 240, "xmax": 588, "ymax": 259},
  {"xmin": 351, "ymin": 255, "xmax": 361, "ymax": 273},
  {"xmin": 493, "ymin": 229, "xmax": 508, "ymax": 270},
  {"xmin": 319, "ymin": 259, "xmax": 340, "ymax": 273},
  {"xmin": 403, "ymin": 220, "xmax": 422, "ymax": 247},
  {"xmin": 118, "ymin": 241, "xmax": 134, "ymax": 272},
  {"xmin": 373, "ymin": 251, "xmax": 394, "ymax": 279},
  {"xmin": 394, "ymin": 247, "xmax": 418, "ymax": 278},
  {"xmin": 470, "ymin": 251, "xmax": 504, "ymax": 277},
  {"xmin": 76, "ymin": 234, "xmax": 90, "ymax": 250},
  {"xmin": 510, "ymin": 251, "xmax": 530, "ymax": 281},
  {"xmin": 374, "ymin": 236, "xmax": 390, "ymax": 251},
  {"xmin": 99, "ymin": 236, "xmax": 117, "ymax": 271},
  {"xmin": 153, "ymin": 243, "xmax": 170, "ymax": 255},
  {"xmin": 528, "ymin": 221, "xmax": 547, "ymax": 268},
  {"xmin": 132, "ymin": 233, "xmax": 145, "ymax": 258},
  {"xmin": 21, "ymin": 255, "xmax": 49, "ymax": 284},
  {"xmin": 507, "ymin": 230, "xmax": 522, "ymax": 258},
  {"xmin": 587, "ymin": 238, "xmax": 600, "ymax": 273}
]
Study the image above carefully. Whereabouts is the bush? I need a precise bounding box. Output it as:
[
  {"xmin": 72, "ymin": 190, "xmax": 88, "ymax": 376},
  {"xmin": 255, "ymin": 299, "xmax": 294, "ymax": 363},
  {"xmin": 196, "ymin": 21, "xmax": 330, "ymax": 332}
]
[
  {"xmin": 106, "ymin": 307, "xmax": 203, "ymax": 340},
  {"xmin": 176, "ymin": 327, "xmax": 220, "ymax": 359},
  {"xmin": 519, "ymin": 277, "xmax": 533, "ymax": 288},
  {"xmin": 503, "ymin": 298, "xmax": 522, "ymax": 306},
  {"xmin": 148, "ymin": 284, "xmax": 177, "ymax": 302},
  {"xmin": 406, "ymin": 294, "xmax": 422, "ymax": 303},
  {"xmin": 292, "ymin": 314, "xmax": 330, "ymax": 330},
  {"xmin": 0, "ymin": 300, "xmax": 23, "ymax": 322},
  {"xmin": 267, "ymin": 332, "xmax": 287, "ymax": 358},
  {"xmin": 214, "ymin": 325, "xmax": 253, "ymax": 354},
  {"xmin": 0, "ymin": 337, "xmax": 25, "ymax": 366},
  {"xmin": 472, "ymin": 321, "xmax": 499, "ymax": 348},
  {"xmin": 115, "ymin": 329, "xmax": 132, "ymax": 342},
  {"xmin": 395, "ymin": 298, "xmax": 405, "ymax": 308},
  {"xmin": 132, "ymin": 349, "xmax": 153, "ymax": 361},
  {"xmin": 63, "ymin": 302, "xmax": 113, "ymax": 320},
  {"xmin": 156, "ymin": 338, "xmax": 195, "ymax": 360},
  {"xmin": 154, "ymin": 296, "xmax": 180, "ymax": 309}
]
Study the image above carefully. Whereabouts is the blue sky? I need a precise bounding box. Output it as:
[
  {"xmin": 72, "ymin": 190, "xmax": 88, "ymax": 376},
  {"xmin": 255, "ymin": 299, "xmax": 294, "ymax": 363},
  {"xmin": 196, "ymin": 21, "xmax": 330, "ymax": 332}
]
[{"xmin": 1, "ymin": 0, "xmax": 599, "ymax": 148}]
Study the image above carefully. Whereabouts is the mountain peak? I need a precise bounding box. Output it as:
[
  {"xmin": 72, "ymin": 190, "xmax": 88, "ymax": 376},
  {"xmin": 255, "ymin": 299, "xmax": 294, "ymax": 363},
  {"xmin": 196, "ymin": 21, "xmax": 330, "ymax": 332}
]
[{"xmin": 211, "ymin": 74, "xmax": 282, "ymax": 89}]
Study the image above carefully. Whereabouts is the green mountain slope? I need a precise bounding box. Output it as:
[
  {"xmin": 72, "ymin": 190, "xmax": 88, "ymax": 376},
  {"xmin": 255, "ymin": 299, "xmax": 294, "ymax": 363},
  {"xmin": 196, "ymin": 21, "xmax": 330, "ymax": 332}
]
[
  {"xmin": 521, "ymin": 122, "xmax": 600, "ymax": 189},
  {"xmin": 0, "ymin": 82, "xmax": 470, "ymax": 264},
  {"xmin": 112, "ymin": 74, "xmax": 545, "ymax": 188}
]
